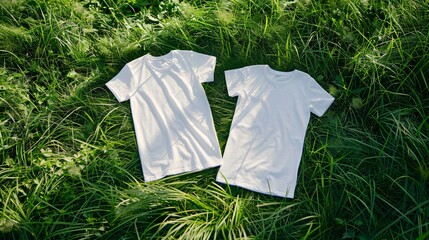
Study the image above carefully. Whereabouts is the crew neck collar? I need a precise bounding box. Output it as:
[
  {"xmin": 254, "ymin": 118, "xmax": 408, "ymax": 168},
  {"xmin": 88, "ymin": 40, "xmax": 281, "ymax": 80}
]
[
  {"xmin": 146, "ymin": 50, "xmax": 175, "ymax": 71},
  {"xmin": 264, "ymin": 65, "xmax": 297, "ymax": 86}
]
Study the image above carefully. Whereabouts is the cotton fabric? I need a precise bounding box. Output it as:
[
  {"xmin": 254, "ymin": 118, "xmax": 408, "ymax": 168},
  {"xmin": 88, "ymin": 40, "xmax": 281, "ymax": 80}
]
[
  {"xmin": 216, "ymin": 65, "xmax": 334, "ymax": 198},
  {"xmin": 106, "ymin": 50, "xmax": 222, "ymax": 181}
]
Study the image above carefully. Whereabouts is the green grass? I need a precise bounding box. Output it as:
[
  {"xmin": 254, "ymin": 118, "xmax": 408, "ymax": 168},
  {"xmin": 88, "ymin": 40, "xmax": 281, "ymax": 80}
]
[{"xmin": 1, "ymin": 0, "xmax": 428, "ymax": 239}]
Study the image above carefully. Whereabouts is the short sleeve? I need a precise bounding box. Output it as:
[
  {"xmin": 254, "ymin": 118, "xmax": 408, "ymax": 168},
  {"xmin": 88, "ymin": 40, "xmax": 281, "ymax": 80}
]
[
  {"xmin": 225, "ymin": 68, "xmax": 246, "ymax": 97},
  {"xmin": 105, "ymin": 64, "xmax": 137, "ymax": 102},
  {"xmin": 189, "ymin": 51, "xmax": 216, "ymax": 83},
  {"xmin": 307, "ymin": 76, "xmax": 334, "ymax": 117}
]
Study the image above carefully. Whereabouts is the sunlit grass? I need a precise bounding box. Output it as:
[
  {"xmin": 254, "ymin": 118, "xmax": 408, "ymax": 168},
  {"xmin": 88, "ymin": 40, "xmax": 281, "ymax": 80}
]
[{"xmin": 1, "ymin": 0, "xmax": 428, "ymax": 239}]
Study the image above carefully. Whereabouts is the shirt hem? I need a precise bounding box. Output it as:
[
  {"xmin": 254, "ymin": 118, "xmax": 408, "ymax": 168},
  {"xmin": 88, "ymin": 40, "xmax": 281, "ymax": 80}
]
[
  {"xmin": 144, "ymin": 161, "xmax": 221, "ymax": 182},
  {"xmin": 216, "ymin": 176, "xmax": 295, "ymax": 198}
]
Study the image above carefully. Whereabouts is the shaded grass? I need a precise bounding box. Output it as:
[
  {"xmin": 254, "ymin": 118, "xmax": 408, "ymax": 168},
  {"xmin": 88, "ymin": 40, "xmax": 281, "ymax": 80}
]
[{"xmin": 1, "ymin": 0, "xmax": 428, "ymax": 239}]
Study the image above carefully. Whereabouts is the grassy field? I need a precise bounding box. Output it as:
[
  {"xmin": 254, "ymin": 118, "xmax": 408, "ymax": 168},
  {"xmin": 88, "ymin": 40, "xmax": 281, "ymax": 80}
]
[{"xmin": 1, "ymin": 0, "xmax": 428, "ymax": 239}]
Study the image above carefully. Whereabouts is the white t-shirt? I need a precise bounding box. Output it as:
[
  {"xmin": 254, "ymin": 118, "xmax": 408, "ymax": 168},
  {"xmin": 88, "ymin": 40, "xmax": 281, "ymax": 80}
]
[
  {"xmin": 216, "ymin": 65, "xmax": 334, "ymax": 198},
  {"xmin": 106, "ymin": 50, "xmax": 222, "ymax": 181}
]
